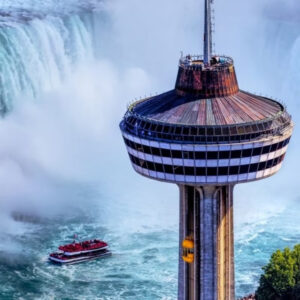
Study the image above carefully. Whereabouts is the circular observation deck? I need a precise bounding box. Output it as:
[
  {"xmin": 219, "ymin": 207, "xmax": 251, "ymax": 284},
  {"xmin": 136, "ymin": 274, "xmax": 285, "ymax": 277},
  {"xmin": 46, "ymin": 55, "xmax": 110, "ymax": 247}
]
[{"xmin": 120, "ymin": 55, "xmax": 293, "ymax": 185}]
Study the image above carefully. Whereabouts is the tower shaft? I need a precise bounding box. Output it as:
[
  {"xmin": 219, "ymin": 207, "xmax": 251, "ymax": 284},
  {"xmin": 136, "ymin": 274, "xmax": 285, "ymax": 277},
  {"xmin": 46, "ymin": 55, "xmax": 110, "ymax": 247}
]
[
  {"xmin": 204, "ymin": 0, "xmax": 212, "ymax": 65},
  {"xmin": 178, "ymin": 185, "xmax": 235, "ymax": 300}
]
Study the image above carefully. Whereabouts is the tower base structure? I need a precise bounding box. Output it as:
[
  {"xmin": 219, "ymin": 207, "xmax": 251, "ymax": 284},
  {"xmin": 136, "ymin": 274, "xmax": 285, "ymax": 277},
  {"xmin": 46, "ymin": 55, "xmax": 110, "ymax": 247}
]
[{"xmin": 178, "ymin": 185, "xmax": 235, "ymax": 300}]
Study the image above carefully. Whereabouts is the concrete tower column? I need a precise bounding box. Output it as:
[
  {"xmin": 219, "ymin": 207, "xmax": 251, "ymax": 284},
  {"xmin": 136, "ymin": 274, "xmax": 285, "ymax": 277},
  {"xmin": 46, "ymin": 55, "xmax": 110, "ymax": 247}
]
[{"xmin": 178, "ymin": 185, "xmax": 235, "ymax": 300}]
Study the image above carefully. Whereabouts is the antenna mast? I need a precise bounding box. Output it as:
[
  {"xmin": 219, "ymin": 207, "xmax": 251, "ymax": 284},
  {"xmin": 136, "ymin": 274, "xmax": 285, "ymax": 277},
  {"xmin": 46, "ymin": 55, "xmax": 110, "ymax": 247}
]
[{"xmin": 204, "ymin": 0, "xmax": 213, "ymax": 65}]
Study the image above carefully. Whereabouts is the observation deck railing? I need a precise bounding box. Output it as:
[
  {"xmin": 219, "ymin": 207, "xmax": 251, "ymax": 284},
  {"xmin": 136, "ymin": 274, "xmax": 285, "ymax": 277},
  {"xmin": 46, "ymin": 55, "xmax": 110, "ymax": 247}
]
[
  {"xmin": 179, "ymin": 54, "xmax": 234, "ymax": 71},
  {"xmin": 121, "ymin": 109, "xmax": 292, "ymax": 145}
]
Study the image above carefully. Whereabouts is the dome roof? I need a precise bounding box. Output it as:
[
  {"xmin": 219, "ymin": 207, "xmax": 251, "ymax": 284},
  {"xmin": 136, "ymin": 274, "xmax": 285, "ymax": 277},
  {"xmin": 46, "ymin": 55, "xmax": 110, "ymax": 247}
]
[{"xmin": 132, "ymin": 90, "xmax": 284, "ymax": 127}]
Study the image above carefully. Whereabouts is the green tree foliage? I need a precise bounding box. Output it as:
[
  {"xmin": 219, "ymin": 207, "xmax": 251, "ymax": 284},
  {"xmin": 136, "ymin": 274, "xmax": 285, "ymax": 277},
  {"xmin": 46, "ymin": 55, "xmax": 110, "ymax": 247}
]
[
  {"xmin": 293, "ymin": 245, "xmax": 300, "ymax": 284},
  {"xmin": 256, "ymin": 244, "xmax": 300, "ymax": 300}
]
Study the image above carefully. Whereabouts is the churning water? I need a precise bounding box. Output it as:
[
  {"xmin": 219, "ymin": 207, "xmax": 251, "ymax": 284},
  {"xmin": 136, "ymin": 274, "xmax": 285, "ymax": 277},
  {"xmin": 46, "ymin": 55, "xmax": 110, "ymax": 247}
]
[{"xmin": 0, "ymin": 0, "xmax": 299, "ymax": 299}]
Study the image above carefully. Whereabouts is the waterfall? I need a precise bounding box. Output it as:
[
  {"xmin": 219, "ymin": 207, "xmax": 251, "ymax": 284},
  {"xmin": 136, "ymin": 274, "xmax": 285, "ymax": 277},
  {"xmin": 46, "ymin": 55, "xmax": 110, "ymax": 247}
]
[{"xmin": 0, "ymin": 9, "xmax": 97, "ymax": 113}]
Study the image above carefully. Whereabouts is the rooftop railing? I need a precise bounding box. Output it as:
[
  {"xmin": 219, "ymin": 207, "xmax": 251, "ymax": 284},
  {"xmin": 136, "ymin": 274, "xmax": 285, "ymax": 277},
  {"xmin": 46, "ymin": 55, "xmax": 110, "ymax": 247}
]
[{"xmin": 179, "ymin": 54, "xmax": 234, "ymax": 71}]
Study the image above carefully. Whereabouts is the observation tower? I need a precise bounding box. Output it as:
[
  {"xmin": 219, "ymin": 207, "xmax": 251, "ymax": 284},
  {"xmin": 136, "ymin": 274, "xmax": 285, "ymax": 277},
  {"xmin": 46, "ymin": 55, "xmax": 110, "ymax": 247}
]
[{"xmin": 119, "ymin": 0, "xmax": 293, "ymax": 299}]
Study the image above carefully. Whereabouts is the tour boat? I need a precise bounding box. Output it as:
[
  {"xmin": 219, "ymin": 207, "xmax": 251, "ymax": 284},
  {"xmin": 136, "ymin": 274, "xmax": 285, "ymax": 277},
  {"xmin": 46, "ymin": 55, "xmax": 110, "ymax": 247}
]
[
  {"xmin": 49, "ymin": 239, "xmax": 111, "ymax": 264},
  {"xmin": 58, "ymin": 239, "xmax": 108, "ymax": 256},
  {"xmin": 49, "ymin": 249, "xmax": 111, "ymax": 265}
]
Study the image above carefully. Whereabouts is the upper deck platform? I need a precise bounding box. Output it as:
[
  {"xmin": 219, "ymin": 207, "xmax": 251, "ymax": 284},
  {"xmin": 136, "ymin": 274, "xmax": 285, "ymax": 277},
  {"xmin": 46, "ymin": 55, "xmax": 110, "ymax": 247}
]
[{"xmin": 120, "ymin": 55, "xmax": 292, "ymax": 144}]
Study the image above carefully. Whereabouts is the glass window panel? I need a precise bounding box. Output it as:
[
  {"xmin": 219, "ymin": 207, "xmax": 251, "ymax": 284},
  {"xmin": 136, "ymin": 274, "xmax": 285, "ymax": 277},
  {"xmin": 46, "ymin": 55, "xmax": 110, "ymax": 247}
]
[
  {"xmin": 249, "ymin": 163, "xmax": 259, "ymax": 173},
  {"xmin": 183, "ymin": 127, "xmax": 189, "ymax": 135},
  {"xmin": 215, "ymin": 128, "xmax": 222, "ymax": 135},
  {"xmin": 231, "ymin": 150, "xmax": 241, "ymax": 159},
  {"xmin": 207, "ymin": 168, "xmax": 217, "ymax": 176},
  {"xmin": 156, "ymin": 164, "xmax": 164, "ymax": 172},
  {"xmin": 262, "ymin": 146, "xmax": 271, "ymax": 155},
  {"xmin": 258, "ymin": 161, "xmax": 267, "ymax": 171},
  {"xmin": 151, "ymin": 147, "xmax": 160, "ymax": 156},
  {"xmin": 161, "ymin": 149, "xmax": 171, "ymax": 157},
  {"xmin": 195, "ymin": 152, "xmax": 206, "ymax": 159},
  {"xmin": 219, "ymin": 151, "xmax": 230, "ymax": 159},
  {"xmin": 196, "ymin": 168, "xmax": 206, "ymax": 176},
  {"xmin": 175, "ymin": 127, "xmax": 182, "ymax": 134},
  {"xmin": 183, "ymin": 152, "xmax": 189, "ymax": 159},
  {"xmin": 156, "ymin": 125, "xmax": 163, "ymax": 132},
  {"xmin": 230, "ymin": 127, "xmax": 237, "ymax": 135},
  {"xmin": 266, "ymin": 160, "xmax": 273, "ymax": 168},
  {"xmin": 252, "ymin": 147, "xmax": 262, "ymax": 156},
  {"xmin": 191, "ymin": 127, "xmax": 197, "ymax": 135},
  {"xmin": 251, "ymin": 125, "xmax": 258, "ymax": 132},
  {"xmin": 237, "ymin": 126, "xmax": 245, "ymax": 134},
  {"xmin": 222, "ymin": 127, "xmax": 229, "ymax": 135},
  {"xmin": 240, "ymin": 165, "xmax": 249, "ymax": 174},
  {"xmin": 207, "ymin": 128, "xmax": 214, "ymax": 135},
  {"xmin": 207, "ymin": 152, "xmax": 218, "ymax": 159},
  {"xmin": 185, "ymin": 167, "xmax": 194, "ymax": 176},
  {"xmin": 174, "ymin": 166, "xmax": 184, "ymax": 175},
  {"xmin": 198, "ymin": 128, "xmax": 205, "ymax": 135},
  {"xmin": 171, "ymin": 150, "xmax": 182, "ymax": 158},
  {"xmin": 164, "ymin": 165, "xmax": 173, "ymax": 173},
  {"xmin": 229, "ymin": 166, "xmax": 239, "ymax": 174},
  {"xmin": 242, "ymin": 149, "xmax": 252, "ymax": 157},
  {"xmin": 218, "ymin": 167, "xmax": 229, "ymax": 175}
]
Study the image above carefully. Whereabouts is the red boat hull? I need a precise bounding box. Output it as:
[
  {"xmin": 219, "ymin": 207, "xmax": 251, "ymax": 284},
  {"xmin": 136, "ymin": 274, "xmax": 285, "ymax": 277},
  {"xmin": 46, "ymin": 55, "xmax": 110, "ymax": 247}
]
[
  {"xmin": 58, "ymin": 239, "xmax": 108, "ymax": 256},
  {"xmin": 49, "ymin": 250, "xmax": 111, "ymax": 265}
]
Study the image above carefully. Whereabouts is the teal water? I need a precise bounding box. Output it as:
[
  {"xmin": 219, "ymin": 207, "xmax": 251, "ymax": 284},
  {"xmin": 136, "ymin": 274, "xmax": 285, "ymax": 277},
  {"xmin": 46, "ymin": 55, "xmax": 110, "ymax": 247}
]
[{"xmin": 1, "ymin": 197, "xmax": 300, "ymax": 299}]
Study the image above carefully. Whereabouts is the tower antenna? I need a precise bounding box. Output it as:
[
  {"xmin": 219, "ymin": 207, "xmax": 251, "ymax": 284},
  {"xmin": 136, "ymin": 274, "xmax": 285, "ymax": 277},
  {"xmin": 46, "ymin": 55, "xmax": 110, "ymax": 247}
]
[{"xmin": 204, "ymin": 0, "xmax": 213, "ymax": 65}]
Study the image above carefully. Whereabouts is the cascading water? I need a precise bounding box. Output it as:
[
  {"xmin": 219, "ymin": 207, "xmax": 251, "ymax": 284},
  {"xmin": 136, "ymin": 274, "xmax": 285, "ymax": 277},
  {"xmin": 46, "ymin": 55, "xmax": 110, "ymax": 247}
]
[
  {"xmin": 0, "ymin": 5, "xmax": 96, "ymax": 113},
  {"xmin": 0, "ymin": 0, "xmax": 299, "ymax": 299}
]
